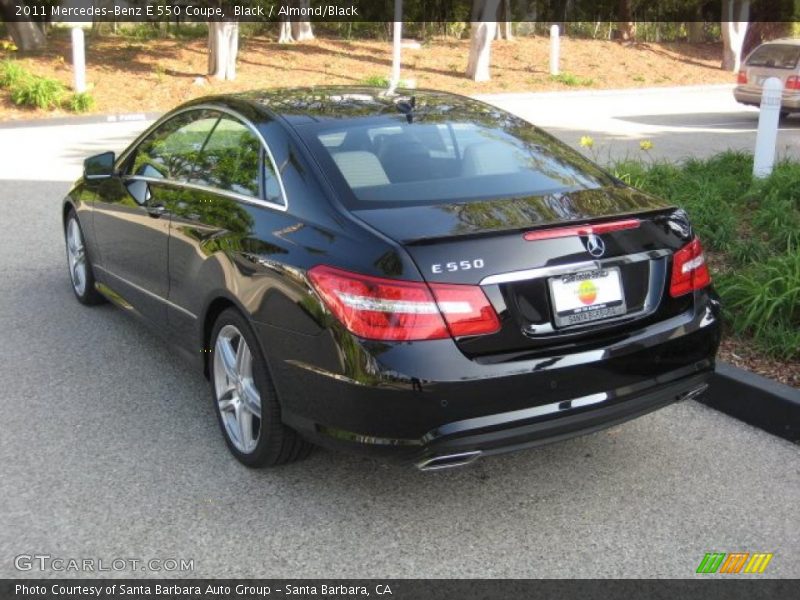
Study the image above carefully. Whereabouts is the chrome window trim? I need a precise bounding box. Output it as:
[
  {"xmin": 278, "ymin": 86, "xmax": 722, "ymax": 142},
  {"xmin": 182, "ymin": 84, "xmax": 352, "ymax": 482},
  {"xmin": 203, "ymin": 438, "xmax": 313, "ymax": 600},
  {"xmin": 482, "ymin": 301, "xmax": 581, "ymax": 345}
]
[
  {"xmin": 479, "ymin": 249, "xmax": 672, "ymax": 286},
  {"xmin": 115, "ymin": 104, "xmax": 289, "ymax": 213}
]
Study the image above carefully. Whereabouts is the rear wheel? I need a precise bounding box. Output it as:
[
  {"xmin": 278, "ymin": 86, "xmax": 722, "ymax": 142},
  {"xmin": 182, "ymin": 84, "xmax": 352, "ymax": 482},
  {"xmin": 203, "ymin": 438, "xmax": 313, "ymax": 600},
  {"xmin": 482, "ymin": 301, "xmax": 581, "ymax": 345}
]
[
  {"xmin": 64, "ymin": 211, "xmax": 105, "ymax": 305},
  {"xmin": 210, "ymin": 308, "xmax": 312, "ymax": 467}
]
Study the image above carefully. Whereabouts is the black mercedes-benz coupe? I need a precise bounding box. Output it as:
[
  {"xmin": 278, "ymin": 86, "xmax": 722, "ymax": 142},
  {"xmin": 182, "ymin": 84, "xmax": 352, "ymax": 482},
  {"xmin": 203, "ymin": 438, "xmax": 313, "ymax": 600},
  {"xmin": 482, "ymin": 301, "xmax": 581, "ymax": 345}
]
[{"xmin": 63, "ymin": 87, "xmax": 720, "ymax": 470}]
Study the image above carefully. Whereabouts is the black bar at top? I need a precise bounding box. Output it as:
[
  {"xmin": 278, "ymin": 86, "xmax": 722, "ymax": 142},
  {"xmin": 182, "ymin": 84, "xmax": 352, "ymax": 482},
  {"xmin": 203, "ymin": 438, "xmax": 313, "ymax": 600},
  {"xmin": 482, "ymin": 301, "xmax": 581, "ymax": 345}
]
[{"xmin": 1, "ymin": 0, "xmax": 798, "ymax": 23}]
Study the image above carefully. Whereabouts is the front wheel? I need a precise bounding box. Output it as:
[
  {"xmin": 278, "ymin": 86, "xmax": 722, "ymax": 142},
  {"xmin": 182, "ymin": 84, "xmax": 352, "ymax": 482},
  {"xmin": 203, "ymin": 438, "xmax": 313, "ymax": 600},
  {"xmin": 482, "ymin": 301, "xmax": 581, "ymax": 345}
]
[
  {"xmin": 210, "ymin": 308, "xmax": 313, "ymax": 467},
  {"xmin": 64, "ymin": 211, "xmax": 105, "ymax": 305}
]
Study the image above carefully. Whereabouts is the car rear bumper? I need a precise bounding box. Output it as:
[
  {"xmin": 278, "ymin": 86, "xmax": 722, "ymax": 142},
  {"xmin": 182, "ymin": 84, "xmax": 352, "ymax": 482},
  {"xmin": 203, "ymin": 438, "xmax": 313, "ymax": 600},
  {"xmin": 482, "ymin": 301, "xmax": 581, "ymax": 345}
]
[
  {"xmin": 734, "ymin": 86, "xmax": 800, "ymax": 110},
  {"xmin": 412, "ymin": 370, "xmax": 711, "ymax": 470},
  {"xmin": 259, "ymin": 291, "xmax": 721, "ymax": 466}
]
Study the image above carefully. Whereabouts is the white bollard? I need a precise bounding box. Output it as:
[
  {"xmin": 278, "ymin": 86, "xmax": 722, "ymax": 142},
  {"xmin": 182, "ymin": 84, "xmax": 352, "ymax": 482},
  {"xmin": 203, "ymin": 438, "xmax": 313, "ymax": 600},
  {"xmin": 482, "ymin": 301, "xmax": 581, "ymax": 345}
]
[
  {"xmin": 71, "ymin": 27, "xmax": 86, "ymax": 93},
  {"xmin": 389, "ymin": 0, "xmax": 403, "ymax": 91},
  {"xmin": 391, "ymin": 20, "xmax": 402, "ymax": 89},
  {"xmin": 550, "ymin": 24, "xmax": 560, "ymax": 76},
  {"xmin": 753, "ymin": 77, "xmax": 782, "ymax": 179}
]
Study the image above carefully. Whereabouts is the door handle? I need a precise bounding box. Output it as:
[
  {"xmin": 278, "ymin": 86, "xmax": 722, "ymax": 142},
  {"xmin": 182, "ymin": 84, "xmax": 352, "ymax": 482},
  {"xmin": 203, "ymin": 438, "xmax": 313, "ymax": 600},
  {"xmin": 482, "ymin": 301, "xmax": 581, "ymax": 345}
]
[{"xmin": 146, "ymin": 204, "xmax": 167, "ymax": 218}]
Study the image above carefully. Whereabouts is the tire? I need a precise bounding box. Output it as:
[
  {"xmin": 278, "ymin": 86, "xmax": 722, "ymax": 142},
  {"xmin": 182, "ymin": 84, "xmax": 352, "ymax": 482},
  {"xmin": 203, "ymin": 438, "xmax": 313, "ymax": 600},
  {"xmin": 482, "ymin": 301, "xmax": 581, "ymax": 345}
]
[
  {"xmin": 209, "ymin": 308, "xmax": 313, "ymax": 467},
  {"xmin": 64, "ymin": 210, "xmax": 105, "ymax": 305}
]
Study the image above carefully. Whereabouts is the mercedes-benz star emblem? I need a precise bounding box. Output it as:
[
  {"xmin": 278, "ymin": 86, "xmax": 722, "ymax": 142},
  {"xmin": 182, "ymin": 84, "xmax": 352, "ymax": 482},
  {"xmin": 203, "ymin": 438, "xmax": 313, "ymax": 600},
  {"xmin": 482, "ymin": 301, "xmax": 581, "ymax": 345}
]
[{"xmin": 585, "ymin": 234, "xmax": 605, "ymax": 257}]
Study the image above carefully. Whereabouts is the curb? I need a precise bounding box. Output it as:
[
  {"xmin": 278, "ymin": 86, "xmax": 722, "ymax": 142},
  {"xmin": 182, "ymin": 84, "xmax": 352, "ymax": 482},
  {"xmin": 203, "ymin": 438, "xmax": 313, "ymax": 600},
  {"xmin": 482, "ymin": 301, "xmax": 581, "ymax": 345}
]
[
  {"xmin": 0, "ymin": 112, "xmax": 161, "ymax": 129},
  {"xmin": 701, "ymin": 362, "xmax": 800, "ymax": 444}
]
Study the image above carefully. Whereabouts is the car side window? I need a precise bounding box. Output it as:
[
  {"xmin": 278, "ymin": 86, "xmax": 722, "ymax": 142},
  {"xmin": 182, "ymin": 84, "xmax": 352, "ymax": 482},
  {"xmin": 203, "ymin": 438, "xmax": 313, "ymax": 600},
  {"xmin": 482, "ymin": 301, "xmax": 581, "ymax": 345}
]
[
  {"xmin": 190, "ymin": 116, "xmax": 264, "ymax": 199},
  {"xmin": 128, "ymin": 110, "xmax": 220, "ymax": 182}
]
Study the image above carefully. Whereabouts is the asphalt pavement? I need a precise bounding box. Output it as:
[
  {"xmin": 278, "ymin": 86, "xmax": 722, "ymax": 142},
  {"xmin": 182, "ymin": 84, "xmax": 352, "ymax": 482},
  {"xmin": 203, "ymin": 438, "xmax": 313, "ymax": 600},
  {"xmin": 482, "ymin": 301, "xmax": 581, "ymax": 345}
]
[{"xmin": 0, "ymin": 86, "xmax": 798, "ymax": 578}]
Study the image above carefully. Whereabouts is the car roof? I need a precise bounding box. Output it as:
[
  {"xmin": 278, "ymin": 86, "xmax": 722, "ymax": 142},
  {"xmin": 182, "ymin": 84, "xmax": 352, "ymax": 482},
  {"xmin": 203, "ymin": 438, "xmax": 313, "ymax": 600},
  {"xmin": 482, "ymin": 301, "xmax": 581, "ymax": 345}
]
[
  {"xmin": 206, "ymin": 86, "xmax": 495, "ymax": 126},
  {"xmin": 758, "ymin": 37, "xmax": 800, "ymax": 47}
]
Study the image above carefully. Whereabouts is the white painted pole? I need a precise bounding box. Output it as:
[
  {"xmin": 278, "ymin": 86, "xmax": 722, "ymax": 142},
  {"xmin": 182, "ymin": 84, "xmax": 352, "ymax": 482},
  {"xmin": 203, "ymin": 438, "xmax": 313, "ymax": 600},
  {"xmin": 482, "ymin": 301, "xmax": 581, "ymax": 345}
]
[
  {"xmin": 71, "ymin": 27, "xmax": 86, "ymax": 93},
  {"xmin": 550, "ymin": 24, "xmax": 560, "ymax": 76},
  {"xmin": 390, "ymin": 0, "xmax": 403, "ymax": 90},
  {"xmin": 753, "ymin": 77, "xmax": 782, "ymax": 179}
]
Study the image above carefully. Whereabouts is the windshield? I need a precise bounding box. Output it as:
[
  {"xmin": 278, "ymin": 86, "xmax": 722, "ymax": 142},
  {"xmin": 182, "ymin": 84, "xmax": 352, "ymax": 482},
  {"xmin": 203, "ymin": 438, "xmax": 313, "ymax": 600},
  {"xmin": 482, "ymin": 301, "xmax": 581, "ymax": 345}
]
[
  {"xmin": 300, "ymin": 113, "xmax": 614, "ymax": 209},
  {"xmin": 747, "ymin": 44, "xmax": 800, "ymax": 69}
]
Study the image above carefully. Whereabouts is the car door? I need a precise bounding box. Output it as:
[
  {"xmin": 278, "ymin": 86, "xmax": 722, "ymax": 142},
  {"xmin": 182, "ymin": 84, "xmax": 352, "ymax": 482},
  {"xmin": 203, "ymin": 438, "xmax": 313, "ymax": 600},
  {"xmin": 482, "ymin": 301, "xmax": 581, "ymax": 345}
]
[
  {"xmin": 166, "ymin": 112, "xmax": 286, "ymax": 344},
  {"xmin": 91, "ymin": 109, "xmax": 220, "ymax": 327}
]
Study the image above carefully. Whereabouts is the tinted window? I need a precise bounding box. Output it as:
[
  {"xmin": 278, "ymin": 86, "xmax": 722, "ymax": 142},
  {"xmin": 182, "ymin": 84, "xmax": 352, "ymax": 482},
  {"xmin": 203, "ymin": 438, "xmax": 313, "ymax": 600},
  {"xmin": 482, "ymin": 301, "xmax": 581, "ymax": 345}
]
[
  {"xmin": 304, "ymin": 117, "xmax": 612, "ymax": 207},
  {"xmin": 129, "ymin": 110, "xmax": 219, "ymax": 181},
  {"xmin": 190, "ymin": 116, "xmax": 263, "ymax": 198},
  {"xmin": 747, "ymin": 44, "xmax": 800, "ymax": 69}
]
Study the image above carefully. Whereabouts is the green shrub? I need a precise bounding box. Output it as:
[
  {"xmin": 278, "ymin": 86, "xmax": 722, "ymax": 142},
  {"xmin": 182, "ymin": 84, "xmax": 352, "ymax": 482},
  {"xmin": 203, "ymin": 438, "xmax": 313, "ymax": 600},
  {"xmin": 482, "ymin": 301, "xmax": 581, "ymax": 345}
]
[
  {"xmin": 9, "ymin": 75, "xmax": 66, "ymax": 110},
  {"xmin": 68, "ymin": 91, "xmax": 95, "ymax": 113},
  {"xmin": 550, "ymin": 72, "xmax": 594, "ymax": 86},
  {"xmin": 360, "ymin": 74, "xmax": 389, "ymax": 87},
  {"xmin": 716, "ymin": 252, "xmax": 800, "ymax": 359},
  {"xmin": 0, "ymin": 59, "xmax": 26, "ymax": 88},
  {"xmin": 750, "ymin": 162, "xmax": 800, "ymax": 252}
]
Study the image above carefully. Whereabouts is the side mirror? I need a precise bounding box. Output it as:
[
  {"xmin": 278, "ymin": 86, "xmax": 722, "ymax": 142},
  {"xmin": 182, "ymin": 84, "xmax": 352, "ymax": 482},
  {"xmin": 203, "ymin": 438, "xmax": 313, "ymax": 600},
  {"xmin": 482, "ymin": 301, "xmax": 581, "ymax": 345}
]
[{"xmin": 84, "ymin": 151, "xmax": 115, "ymax": 180}]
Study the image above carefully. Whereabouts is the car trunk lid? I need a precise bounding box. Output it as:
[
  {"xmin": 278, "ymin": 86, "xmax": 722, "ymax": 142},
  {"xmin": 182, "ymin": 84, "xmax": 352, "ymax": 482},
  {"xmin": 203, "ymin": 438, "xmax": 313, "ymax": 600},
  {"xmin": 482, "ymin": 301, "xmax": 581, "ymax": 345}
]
[{"xmin": 352, "ymin": 186, "xmax": 693, "ymax": 358}]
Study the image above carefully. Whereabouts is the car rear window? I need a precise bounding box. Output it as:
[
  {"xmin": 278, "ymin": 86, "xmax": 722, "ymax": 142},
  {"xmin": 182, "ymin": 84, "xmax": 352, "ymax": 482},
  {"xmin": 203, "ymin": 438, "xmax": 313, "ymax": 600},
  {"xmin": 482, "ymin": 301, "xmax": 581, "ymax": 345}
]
[
  {"xmin": 301, "ymin": 116, "xmax": 613, "ymax": 208},
  {"xmin": 747, "ymin": 44, "xmax": 800, "ymax": 69}
]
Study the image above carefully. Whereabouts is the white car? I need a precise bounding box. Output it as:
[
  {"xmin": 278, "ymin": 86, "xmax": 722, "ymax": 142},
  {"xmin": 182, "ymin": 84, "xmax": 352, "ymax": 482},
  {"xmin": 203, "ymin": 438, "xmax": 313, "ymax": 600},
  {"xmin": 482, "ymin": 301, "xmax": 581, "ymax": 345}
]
[{"xmin": 734, "ymin": 38, "xmax": 800, "ymax": 117}]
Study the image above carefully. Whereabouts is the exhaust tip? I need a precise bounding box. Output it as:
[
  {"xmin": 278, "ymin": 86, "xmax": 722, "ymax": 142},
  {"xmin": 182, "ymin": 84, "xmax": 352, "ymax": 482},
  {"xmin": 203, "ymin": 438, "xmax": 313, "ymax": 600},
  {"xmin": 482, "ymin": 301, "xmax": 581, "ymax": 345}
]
[
  {"xmin": 416, "ymin": 450, "xmax": 482, "ymax": 472},
  {"xmin": 678, "ymin": 383, "xmax": 709, "ymax": 402}
]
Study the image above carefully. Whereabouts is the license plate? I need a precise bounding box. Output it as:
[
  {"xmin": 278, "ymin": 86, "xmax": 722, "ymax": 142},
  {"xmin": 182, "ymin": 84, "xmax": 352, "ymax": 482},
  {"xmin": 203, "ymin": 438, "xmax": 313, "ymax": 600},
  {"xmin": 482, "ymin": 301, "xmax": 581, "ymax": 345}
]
[{"xmin": 548, "ymin": 268, "xmax": 626, "ymax": 327}]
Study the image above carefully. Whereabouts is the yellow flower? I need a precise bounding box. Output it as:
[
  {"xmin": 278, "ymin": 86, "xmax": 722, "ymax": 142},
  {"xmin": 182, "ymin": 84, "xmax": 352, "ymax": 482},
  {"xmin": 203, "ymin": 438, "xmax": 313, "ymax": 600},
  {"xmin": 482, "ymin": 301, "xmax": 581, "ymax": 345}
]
[
  {"xmin": 640, "ymin": 139, "xmax": 654, "ymax": 151},
  {"xmin": 579, "ymin": 135, "xmax": 594, "ymax": 149}
]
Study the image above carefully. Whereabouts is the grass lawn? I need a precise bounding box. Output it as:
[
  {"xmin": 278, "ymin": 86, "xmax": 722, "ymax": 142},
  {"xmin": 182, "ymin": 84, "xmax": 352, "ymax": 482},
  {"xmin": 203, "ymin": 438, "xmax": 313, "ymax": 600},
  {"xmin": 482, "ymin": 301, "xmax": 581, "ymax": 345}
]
[
  {"xmin": 0, "ymin": 32, "xmax": 733, "ymax": 119},
  {"xmin": 614, "ymin": 153, "xmax": 800, "ymax": 387}
]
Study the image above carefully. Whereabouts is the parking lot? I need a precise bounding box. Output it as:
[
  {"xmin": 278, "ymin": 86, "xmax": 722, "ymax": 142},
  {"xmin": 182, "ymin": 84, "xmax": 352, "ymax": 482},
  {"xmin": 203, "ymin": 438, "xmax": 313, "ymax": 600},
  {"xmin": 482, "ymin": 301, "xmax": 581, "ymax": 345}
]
[{"xmin": 1, "ymin": 89, "xmax": 798, "ymax": 578}]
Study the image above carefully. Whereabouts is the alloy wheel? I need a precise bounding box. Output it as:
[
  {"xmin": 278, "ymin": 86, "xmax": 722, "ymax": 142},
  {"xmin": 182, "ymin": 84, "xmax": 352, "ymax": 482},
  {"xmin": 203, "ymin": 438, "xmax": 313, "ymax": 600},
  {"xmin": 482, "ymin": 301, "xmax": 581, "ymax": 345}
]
[
  {"xmin": 66, "ymin": 218, "xmax": 87, "ymax": 296},
  {"xmin": 213, "ymin": 324, "xmax": 262, "ymax": 454}
]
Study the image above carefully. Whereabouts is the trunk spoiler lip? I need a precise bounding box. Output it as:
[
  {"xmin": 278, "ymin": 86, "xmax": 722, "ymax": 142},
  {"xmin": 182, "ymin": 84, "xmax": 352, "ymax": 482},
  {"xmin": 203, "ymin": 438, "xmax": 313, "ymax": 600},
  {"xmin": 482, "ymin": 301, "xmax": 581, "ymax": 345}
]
[
  {"xmin": 401, "ymin": 206, "xmax": 678, "ymax": 247},
  {"xmin": 522, "ymin": 218, "xmax": 642, "ymax": 241}
]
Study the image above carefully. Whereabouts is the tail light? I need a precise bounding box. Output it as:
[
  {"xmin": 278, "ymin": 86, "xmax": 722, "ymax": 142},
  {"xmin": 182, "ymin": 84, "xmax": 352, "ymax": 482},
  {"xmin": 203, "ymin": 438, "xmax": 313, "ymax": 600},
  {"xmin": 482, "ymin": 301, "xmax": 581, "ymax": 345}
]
[
  {"xmin": 737, "ymin": 70, "xmax": 748, "ymax": 84},
  {"xmin": 307, "ymin": 265, "xmax": 500, "ymax": 341},
  {"xmin": 670, "ymin": 238, "xmax": 711, "ymax": 297},
  {"xmin": 786, "ymin": 76, "xmax": 800, "ymax": 90}
]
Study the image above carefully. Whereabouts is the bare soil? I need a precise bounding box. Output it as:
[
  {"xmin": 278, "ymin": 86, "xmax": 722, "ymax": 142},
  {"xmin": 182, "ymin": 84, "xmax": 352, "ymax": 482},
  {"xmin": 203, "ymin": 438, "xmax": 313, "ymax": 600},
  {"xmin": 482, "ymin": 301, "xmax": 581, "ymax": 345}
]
[
  {"xmin": 0, "ymin": 33, "xmax": 734, "ymax": 119},
  {"xmin": 718, "ymin": 338, "xmax": 799, "ymax": 389}
]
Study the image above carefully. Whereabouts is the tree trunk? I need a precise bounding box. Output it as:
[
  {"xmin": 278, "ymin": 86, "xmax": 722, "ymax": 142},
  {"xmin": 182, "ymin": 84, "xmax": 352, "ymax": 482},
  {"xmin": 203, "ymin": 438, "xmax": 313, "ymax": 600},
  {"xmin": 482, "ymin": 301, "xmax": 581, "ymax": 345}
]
[
  {"xmin": 290, "ymin": 0, "xmax": 314, "ymax": 41},
  {"xmin": 278, "ymin": 20, "xmax": 294, "ymax": 44},
  {"xmin": 0, "ymin": 0, "xmax": 47, "ymax": 52},
  {"xmin": 291, "ymin": 20, "xmax": 314, "ymax": 42},
  {"xmin": 207, "ymin": 21, "xmax": 238, "ymax": 81},
  {"xmin": 687, "ymin": 21, "xmax": 704, "ymax": 44},
  {"xmin": 466, "ymin": 0, "xmax": 500, "ymax": 82},
  {"xmin": 721, "ymin": 0, "xmax": 750, "ymax": 72},
  {"xmin": 495, "ymin": 0, "xmax": 513, "ymax": 40},
  {"xmin": 617, "ymin": 0, "xmax": 635, "ymax": 42}
]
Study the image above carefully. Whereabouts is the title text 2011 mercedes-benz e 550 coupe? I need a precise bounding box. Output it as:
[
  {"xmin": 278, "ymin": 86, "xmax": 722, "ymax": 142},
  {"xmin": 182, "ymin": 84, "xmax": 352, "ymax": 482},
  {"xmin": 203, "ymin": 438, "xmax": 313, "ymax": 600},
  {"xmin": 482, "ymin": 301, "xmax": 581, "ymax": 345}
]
[{"xmin": 64, "ymin": 88, "xmax": 720, "ymax": 470}]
